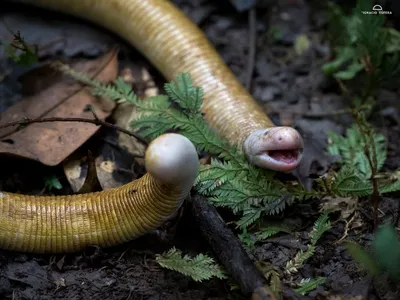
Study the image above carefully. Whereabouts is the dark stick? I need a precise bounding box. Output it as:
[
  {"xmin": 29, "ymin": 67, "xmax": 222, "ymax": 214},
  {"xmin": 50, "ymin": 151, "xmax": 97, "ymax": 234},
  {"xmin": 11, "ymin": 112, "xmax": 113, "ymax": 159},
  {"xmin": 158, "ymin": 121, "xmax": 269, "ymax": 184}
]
[
  {"xmin": 191, "ymin": 194, "xmax": 276, "ymax": 300},
  {"xmin": 0, "ymin": 116, "xmax": 149, "ymax": 145}
]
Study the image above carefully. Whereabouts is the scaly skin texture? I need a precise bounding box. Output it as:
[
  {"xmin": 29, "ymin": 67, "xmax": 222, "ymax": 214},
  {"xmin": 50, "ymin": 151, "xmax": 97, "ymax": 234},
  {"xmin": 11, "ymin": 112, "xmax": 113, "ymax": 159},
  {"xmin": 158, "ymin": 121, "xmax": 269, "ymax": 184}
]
[
  {"xmin": 0, "ymin": 134, "xmax": 199, "ymax": 253},
  {"xmin": 17, "ymin": 0, "xmax": 304, "ymax": 172}
]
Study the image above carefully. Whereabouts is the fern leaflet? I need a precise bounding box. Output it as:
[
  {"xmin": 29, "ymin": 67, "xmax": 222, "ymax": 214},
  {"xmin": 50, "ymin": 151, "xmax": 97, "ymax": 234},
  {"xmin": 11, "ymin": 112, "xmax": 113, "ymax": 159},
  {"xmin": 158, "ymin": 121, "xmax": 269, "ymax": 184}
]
[
  {"xmin": 295, "ymin": 277, "xmax": 326, "ymax": 296},
  {"xmin": 155, "ymin": 247, "xmax": 227, "ymax": 282}
]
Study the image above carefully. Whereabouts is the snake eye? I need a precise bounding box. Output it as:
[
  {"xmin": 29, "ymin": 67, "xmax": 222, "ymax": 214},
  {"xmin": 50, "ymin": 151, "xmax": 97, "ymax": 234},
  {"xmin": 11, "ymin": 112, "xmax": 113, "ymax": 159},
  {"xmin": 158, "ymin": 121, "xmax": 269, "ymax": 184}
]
[{"xmin": 263, "ymin": 130, "xmax": 269, "ymax": 136}]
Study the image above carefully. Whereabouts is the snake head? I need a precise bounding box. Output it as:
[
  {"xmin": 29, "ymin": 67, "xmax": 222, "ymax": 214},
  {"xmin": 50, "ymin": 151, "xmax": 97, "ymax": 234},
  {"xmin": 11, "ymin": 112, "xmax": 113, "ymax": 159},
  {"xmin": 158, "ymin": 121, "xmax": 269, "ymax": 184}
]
[{"xmin": 244, "ymin": 127, "xmax": 304, "ymax": 172}]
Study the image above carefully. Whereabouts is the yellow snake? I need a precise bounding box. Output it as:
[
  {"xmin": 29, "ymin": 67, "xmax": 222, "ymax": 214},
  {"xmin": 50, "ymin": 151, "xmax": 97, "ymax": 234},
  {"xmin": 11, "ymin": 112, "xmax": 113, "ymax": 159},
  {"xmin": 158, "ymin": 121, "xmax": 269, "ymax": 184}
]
[
  {"xmin": 0, "ymin": 133, "xmax": 199, "ymax": 253},
  {"xmin": 1, "ymin": 0, "xmax": 304, "ymax": 253}
]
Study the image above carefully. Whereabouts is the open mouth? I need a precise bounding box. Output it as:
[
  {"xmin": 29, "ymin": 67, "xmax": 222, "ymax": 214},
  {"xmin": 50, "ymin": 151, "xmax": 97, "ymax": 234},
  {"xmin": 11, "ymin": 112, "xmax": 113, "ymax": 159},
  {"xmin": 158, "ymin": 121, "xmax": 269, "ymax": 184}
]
[
  {"xmin": 245, "ymin": 127, "xmax": 305, "ymax": 171},
  {"xmin": 266, "ymin": 148, "xmax": 302, "ymax": 165}
]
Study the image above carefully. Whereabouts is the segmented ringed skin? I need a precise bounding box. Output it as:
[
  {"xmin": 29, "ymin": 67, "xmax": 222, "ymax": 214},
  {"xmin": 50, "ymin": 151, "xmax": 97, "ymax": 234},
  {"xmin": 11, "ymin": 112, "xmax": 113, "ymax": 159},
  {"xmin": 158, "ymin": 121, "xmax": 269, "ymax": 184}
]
[{"xmin": 0, "ymin": 133, "xmax": 199, "ymax": 253}]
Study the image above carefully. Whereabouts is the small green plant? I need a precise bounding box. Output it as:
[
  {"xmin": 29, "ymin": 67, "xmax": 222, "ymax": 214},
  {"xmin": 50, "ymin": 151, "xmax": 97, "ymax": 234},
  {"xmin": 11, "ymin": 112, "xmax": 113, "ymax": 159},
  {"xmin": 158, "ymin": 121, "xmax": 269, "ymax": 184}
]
[
  {"xmin": 44, "ymin": 175, "xmax": 63, "ymax": 191},
  {"xmin": 254, "ymin": 261, "xmax": 281, "ymax": 297},
  {"xmin": 323, "ymin": 0, "xmax": 400, "ymax": 92},
  {"xmin": 1, "ymin": 31, "xmax": 38, "ymax": 65},
  {"xmin": 155, "ymin": 247, "xmax": 227, "ymax": 282},
  {"xmin": 278, "ymin": 213, "xmax": 331, "ymax": 296},
  {"xmin": 326, "ymin": 121, "xmax": 399, "ymax": 196},
  {"xmin": 285, "ymin": 212, "xmax": 331, "ymax": 274},
  {"xmin": 321, "ymin": 0, "xmax": 400, "ymax": 229},
  {"xmin": 239, "ymin": 225, "xmax": 291, "ymax": 252},
  {"xmin": 322, "ymin": 0, "xmax": 400, "ymax": 289},
  {"xmin": 346, "ymin": 223, "xmax": 400, "ymax": 282},
  {"xmin": 294, "ymin": 277, "xmax": 326, "ymax": 296}
]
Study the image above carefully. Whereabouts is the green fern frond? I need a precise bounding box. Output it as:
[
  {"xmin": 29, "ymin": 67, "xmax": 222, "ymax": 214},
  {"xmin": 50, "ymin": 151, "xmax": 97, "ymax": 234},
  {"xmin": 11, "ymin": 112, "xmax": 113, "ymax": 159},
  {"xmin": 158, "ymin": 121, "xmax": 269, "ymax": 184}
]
[
  {"xmin": 329, "ymin": 165, "xmax": 375, "ymax": 197},
  {"xmin": 207, "ymin": 179, "xmax": 278, "ymax": 206},
  {"xmin": 379, "ymin": 178, "xmax": 400, "ymax": 194},
  {"xmin": 195, "ymin": 159, "xmax": 249, "ymax": 193},
  {"xmin": 206, "ymin": 178, "xmax": 283, "ymax": 218},
  {"xmin": 323, "ymin": 0, "xmax": 400, "ymax": 83},
  {"xmin": 335, "ymin": 180, "xmax": 373, "ymax": 197},
  {"xmin": 295, "ymin": 277, "xmax": 326, "ymax": 296},
  {"xmin": 135, "ymin": 95, "xmax": 171, "ymax": 111},
  {"xmin": 327, "ymin": 120, "xmax": 400, "ymax": 197},
  {"xmin": 132, "ymin": 79, "xmax": 246, "ymax": 167},
  {"xmin": 255, "ymin": 226, "xmax": 290, "ymax": 241},
  {"xmin": 155, "ymin": 247, "xmax": 227, "ymax": 282},
  {"xmin": 332, "ymin": 165, "xmax": 363, "ymax": 186},
  {"xmin": 285, "ymin": 246, "xmax": 316, "ymax": 274},
  {"xmin": 202, "ymin": 171, "xmax": 296, "ymax": 227},
  {"xmin": 327, "ymin": 121, "xmax": 400, "ymax": 198},
  {"xmin": 162, "ymin": 74, "xmax": 242, "ymax": 161},
  {"xmin": 265, "ymin": 269, "xmax": 281, "ymax": 297},
  {"xmin": 164, "ymin": 73, "xmax": 203, "ymax": 113},
  {"xmin": 328, "ymin": 124, "xmax": 387, "ymax": 179},
  {"xmin": 263, "ymin": 195, "xmax": 296, "ymax": 215},
  {"xmin": 110, "ymin": 77, "xmax": 140, "ymax": 104},
  {"xmin": 285, "ymin": 212, "xmax": 331, "ymax": 274},
  {"xmin": 1, "ymin": 31, "xmax": 38, "ymax": 66},
  {"xmin": 289, "ymin": 189, "xmax": 318, "ymax": 203},
  {"xmin": 53, "ymin": 62, "xmax": 140, "ymax": 104},
  {"xmin": 310, "ymin": 212, "xmax": 332, "ymax": 246},
  {"xmin": 238, "ymin": 228, "xmax": 256, "ymax": 251},
  {"xmin": 236, "ymin": 208, "xmax": 262, "ymax": 228}
]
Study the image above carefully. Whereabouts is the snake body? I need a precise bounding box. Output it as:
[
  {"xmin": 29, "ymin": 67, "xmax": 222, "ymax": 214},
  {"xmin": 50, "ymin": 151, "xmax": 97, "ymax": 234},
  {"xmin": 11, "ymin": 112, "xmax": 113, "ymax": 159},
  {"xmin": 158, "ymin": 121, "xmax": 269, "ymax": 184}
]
[
  {"xmin": 0, "ymin": 133, "xmax": 199, "ymax": 253},
  {"xmin": 1, "ymin": 0, "xmax": 304, "ymax": 253}
]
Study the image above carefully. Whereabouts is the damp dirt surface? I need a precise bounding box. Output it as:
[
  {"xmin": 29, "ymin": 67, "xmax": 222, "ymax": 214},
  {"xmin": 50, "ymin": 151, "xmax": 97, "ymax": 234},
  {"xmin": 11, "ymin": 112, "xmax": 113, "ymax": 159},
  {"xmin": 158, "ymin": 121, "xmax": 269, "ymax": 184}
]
[{"xmin": 0, "ymin": 0, "xmax": 399, "ymax": 299}]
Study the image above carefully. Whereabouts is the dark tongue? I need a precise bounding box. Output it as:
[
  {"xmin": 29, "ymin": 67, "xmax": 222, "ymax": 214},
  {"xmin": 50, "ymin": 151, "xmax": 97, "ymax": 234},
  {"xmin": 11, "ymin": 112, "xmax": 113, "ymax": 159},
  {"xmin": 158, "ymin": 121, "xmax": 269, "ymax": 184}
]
[{"xmin": 269, "ymin": 150, "xmax": 297, "ymax": 164}]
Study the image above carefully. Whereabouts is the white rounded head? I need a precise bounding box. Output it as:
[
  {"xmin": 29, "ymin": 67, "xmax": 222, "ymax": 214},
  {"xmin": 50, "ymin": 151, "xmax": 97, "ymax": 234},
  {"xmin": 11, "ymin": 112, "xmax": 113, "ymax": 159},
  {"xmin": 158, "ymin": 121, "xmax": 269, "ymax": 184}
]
[
  {"xmin": 145, "ymin": 133, "xmax": 200, "ymax": 186},
  {"xmin": 244, "ymin": 127, "xmax": 304, "ymax": 172}
]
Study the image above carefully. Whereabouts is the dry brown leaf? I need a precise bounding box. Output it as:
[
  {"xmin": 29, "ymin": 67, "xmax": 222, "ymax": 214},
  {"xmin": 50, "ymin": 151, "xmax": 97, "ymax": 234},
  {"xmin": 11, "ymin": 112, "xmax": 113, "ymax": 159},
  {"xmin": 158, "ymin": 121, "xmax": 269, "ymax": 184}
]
[
  {"xmin": 62, "ymin": 62, "xmax": 154, "ymax": 191},
  {"xmin": 112, "ymin": 101, "xmax": 146, "ymax": 166},
  {"xmin": 77, "ymin": 150, "xmax": 102, "ymax": 193},
  {"xmin": 94, "ymin": 154, "xmax": 126, "ymax": 190},
  {"xmin": 0, "ymin": 47, "xmax": 119, "ymax": 166},
  {"xmin": 63, "ymin": 151, "xmax": 87, "ymax": 193},
  {"xmin": 200, "ymin": 154, "xmax": 211, "ymax": 165},
  {"xmin": 320, "ymin": 196, "xmax": 358, "ymax": 219},
  {"xmin": 18, "ymin": 64, "xmax": 64, "ymax": 96},
  {"xmin": 63, "ymin": 134, "xmax": 141, "ymax": 191}
]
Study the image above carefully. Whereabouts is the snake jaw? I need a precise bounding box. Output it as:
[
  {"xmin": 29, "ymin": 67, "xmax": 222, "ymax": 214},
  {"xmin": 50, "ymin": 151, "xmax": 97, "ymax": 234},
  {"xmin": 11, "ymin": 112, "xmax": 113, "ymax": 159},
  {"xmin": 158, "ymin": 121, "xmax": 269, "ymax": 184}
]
[{"xmin": 244, "ymin": 127, "xmax": 304, "ymax": 172}]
